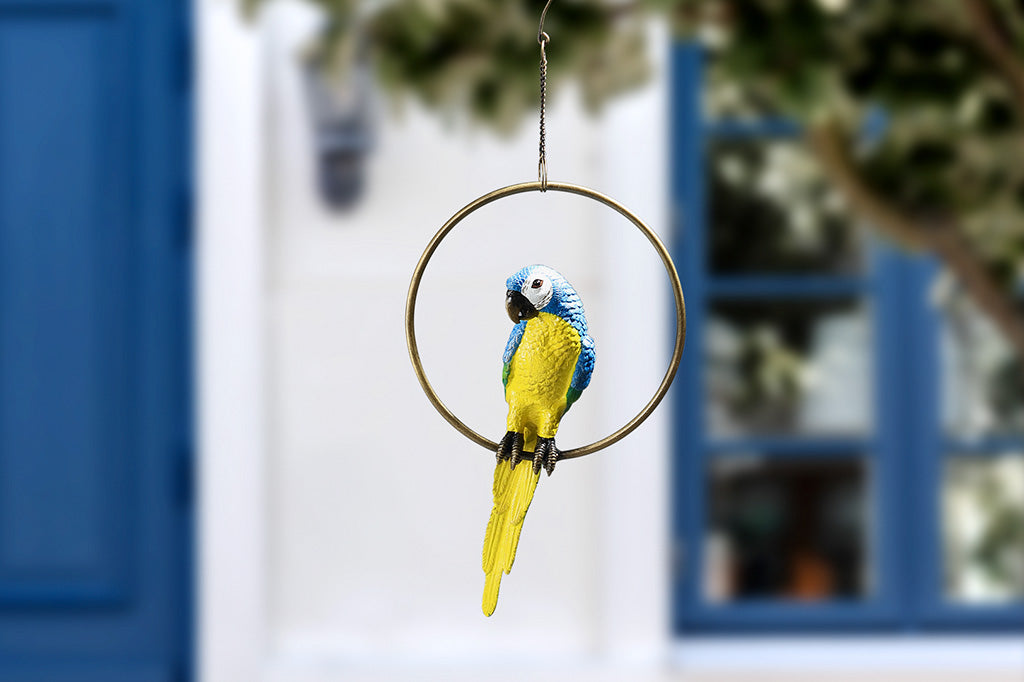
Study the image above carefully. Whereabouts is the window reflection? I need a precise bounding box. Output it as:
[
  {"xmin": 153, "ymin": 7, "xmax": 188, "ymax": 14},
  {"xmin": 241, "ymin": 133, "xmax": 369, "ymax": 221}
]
[
  {"xmin": 707, "ymin": 299, "xmax": 872, "ymax": 437},
  {"xmin": 709, "ymin": 138, "xmax": 862, "ymax": 275},
  {"xmin": 705, "ymin": 456, "xmax": 872, "ymax": 603},
  {"xmin": 942, "ymin": 294, "xmax": 1024, "ymax": 438},
  {"xmin": 943, "ymin": 454, "xmax": 1024, "ymax": 604}
]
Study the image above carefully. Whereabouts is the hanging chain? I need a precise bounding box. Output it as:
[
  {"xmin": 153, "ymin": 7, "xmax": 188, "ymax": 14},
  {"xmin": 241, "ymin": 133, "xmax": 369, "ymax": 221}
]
[
  {"xmin": 538, "ymin": 35, "xmax": 548, "ymax": 190},
  {"xmin": 537, "ymin": 0, "xmax": 554, "ymax": 191}
]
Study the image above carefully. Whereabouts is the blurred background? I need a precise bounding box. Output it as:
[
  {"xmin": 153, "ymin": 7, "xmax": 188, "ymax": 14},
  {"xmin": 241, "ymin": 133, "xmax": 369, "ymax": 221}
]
[{"xmin": 2, "ymin": 0, "xmax": 1023, "ymax": 680}]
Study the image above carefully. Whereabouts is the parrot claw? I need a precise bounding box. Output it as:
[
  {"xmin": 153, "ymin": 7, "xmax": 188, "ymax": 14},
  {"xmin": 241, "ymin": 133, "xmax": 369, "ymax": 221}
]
[
  {"xmin": 533, "ymin": 437, "xmax": 560, "ymax": 476},
  {"xmin": 497, "ymin": 431, "xmax": 524, "ymax": 468},
  {"xmin": 509, "ymin": 436, "xmax": 524, "ymax": 469},
  {"xmin": 497, "ymin": 431, "xmax": 514, "ymax": 463}
]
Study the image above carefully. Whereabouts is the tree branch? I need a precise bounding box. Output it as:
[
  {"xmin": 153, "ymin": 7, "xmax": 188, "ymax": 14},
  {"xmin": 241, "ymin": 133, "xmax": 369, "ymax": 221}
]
[
  {"xmin": 807, "ymin": 123, "xmax": 928, "ymax": 249},
  {"xmin": 962, "ymin": 0, "xmax": 1024, "ymax": 115},
  {"xmin": 929, "ymin": 225, "xmax": 1024, "ymax": 354},
  {"xmin": 809, "ymin": 121, "xmax": 1024, "ymax": 358}
]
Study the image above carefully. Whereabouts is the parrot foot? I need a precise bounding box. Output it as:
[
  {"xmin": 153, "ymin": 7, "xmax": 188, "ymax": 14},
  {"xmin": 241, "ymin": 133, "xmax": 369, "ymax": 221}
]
[
  {"xmin": 532, "ymin": 437, "xmax": 560, "ymax": 476},
  {"xmin": 496, "ymin": 431, "xmax": 524, "ymax": 467}
]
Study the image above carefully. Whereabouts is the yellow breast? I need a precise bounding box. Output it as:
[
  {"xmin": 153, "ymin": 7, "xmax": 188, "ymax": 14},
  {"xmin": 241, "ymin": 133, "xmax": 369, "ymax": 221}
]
[{"xmin": 506, "ymin": 312, "xmax": 581, "ymax": 409}]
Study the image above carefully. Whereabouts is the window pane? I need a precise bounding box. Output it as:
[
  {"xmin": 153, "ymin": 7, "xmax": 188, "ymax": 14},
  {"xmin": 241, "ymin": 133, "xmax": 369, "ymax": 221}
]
[
  {"xmin": 705, "ymin": 455, "xmax": 872, "ymax": 603},
  {"xmin": 708, "ymin": 138, "xmax": 862, "ymax": 275},
  {"xmin": 707, "ymin": 299, "xmax": 872, "ymax": 437},
  {"xmin": 943, "ymin": 454, "xmax": 1024, "ymax": 604},
  {"xmin": 703, "ymin": 57, "xmax": 779, "ymax": 120},
  {"xmin": 942, "ymin": 296, "xmax": 1024, "ymax": 438}
]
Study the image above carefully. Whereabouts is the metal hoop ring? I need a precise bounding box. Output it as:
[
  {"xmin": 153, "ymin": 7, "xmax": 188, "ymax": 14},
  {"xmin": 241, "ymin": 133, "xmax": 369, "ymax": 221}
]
[{"xmin": 405, "ymin": 181, "xmax": 686, "ymax": 461}]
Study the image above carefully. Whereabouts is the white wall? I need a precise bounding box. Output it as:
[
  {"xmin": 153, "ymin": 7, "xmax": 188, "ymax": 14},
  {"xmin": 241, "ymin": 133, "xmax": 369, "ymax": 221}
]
[
  {"xmin": 261, "ymin": 0, "xmax": 672, "ymax": 663},
  {"xmin": 198, "ymin": 2, "xmax": 267, "ymax": 681}
]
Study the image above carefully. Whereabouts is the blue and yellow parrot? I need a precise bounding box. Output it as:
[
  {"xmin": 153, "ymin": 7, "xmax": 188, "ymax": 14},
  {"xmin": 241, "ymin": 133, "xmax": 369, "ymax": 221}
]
[{"xmin": 481, "ymin": 264, "xmax": 595, "ymax": 616}]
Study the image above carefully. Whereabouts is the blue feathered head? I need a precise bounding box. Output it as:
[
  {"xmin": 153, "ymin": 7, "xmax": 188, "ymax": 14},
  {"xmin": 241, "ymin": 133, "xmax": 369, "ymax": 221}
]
[{"xmin": 505, "ymin": 264, "xmax": 587, "ymax": 334}]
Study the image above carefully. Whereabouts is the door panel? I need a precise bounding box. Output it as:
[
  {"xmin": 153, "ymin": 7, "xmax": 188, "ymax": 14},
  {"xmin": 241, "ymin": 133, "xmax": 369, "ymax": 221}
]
[{"xmin": 0, "ymin": 3, "xmax": 130, "ymax": 605}]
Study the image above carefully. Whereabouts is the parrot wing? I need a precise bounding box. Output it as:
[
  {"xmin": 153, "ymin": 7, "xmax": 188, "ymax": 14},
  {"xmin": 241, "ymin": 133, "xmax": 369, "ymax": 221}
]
[
  {"xmin": 564, "ymin": 333, "xmax": 595, "ymax": 413},
  {"xmin": 501, "ymin": 321, "xmax": 527, "ymax": 387}
]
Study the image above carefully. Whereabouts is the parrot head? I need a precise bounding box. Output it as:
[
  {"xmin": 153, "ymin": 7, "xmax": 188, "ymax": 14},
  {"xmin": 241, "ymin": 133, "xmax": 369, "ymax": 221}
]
[{"xmin": 505, "ymin": 264, "xmax": 585, "ymax": 329}]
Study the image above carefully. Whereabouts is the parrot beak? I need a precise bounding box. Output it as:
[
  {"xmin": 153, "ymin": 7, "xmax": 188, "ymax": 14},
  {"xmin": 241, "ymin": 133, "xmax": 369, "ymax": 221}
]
[{"xmin": 506, "ymin": 290, "xmax": 538, "ymax": 323}]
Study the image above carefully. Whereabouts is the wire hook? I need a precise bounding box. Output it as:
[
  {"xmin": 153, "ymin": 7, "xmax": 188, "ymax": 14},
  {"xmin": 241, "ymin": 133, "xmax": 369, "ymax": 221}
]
[{"xmin": 538, "ymin": 0, "xmax": 554, "ymax": 44}]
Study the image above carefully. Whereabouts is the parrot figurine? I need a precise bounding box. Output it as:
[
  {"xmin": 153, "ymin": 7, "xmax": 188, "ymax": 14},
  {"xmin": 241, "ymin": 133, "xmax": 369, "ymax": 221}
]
[{"xmin": 481, "ymin": 264, "xmax": 595, "ymax": 616}]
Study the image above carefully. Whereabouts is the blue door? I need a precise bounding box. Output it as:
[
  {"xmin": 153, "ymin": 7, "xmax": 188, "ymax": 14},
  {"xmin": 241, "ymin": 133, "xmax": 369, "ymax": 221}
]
[{"xmin": 0, "ymin": 1, "xmax": 192, "ymax": 679}]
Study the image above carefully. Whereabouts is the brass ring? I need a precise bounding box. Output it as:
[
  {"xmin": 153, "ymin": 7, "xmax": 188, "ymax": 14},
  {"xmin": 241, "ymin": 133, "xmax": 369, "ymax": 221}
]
[{"xmin": 405, "ymin": 181, "xmax": 686, "ymax": 461}]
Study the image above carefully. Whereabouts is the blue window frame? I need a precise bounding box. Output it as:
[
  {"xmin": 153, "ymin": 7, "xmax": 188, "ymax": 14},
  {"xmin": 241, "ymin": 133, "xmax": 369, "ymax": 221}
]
[{"xmin": 670, "ymin": 44, "xmax": 1024, "ymax": 634}]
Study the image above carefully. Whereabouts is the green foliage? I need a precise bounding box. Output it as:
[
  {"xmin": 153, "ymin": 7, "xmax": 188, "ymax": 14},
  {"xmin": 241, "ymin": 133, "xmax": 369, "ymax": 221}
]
[
  {"xmin": 250, "ymin": 0, "xmax": 650, "ymax": 131},
  {"xmin": 684, "ymin": 0, "xmax": 1024, "ymax": 287},
  {"xmin": 246, "ymin": 0, "xmax": 1024, "ymax": 299}
]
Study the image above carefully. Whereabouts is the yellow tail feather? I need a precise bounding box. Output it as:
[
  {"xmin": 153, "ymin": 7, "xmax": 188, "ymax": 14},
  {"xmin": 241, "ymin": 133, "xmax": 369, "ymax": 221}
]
[
  {"xmin": 482, "ymin": 568, "xmax": 502, "ymax": 617},
  {"xmin": 481, "ymin": 458, "xmax": 540, "ymax": 616}
]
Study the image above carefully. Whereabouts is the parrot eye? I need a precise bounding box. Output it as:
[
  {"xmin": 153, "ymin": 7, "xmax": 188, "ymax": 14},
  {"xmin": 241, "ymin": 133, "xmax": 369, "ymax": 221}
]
[{"xmin": 522, "ymin": 274, "xmax": 554, "ymax": 310}]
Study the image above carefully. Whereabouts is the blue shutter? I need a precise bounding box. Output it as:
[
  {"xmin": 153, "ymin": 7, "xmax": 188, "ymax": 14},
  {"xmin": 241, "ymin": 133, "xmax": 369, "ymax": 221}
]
[{"xmin": 0, "ymin": 0, "xmax": 191, "ymax": 679}]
